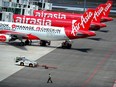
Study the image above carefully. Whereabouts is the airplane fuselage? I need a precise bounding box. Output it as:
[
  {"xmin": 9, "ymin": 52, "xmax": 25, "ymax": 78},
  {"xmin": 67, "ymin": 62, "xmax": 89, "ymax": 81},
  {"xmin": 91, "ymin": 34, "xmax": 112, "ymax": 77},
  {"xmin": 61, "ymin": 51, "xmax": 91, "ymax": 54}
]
[{"xmin": 0, "ymin": 21, "xmax": 70, "ymax": 41}]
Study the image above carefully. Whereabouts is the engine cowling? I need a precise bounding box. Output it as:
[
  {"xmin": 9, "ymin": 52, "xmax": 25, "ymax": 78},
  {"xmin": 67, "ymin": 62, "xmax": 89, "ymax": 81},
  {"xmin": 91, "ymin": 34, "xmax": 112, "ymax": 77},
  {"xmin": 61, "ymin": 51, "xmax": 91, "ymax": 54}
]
[{"xmin": 0, "ymin": 34, "xmax": 11, "ymax": 42}]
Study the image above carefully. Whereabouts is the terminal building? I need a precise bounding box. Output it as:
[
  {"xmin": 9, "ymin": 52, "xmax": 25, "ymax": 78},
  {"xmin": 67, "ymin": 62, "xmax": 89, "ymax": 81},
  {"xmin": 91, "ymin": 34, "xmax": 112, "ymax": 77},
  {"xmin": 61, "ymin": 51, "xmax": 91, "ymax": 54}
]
[
  {"xmin": 50, "ymin": 0, "xmax": 116, "ymax": 16},
  {"xmin": 0, "ymin": 0, "xmax": 52, "ymax": 22},
  {"xmin": 0, "ymin": 0, "xmax": 115, "ymax": 22}
]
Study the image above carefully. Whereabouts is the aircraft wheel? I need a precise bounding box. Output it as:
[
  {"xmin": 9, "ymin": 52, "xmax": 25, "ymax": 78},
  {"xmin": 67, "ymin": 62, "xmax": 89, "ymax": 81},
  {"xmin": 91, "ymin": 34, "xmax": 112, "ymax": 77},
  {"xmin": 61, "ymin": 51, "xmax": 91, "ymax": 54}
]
[
  {"xmin": 61, "ymin": 42, "xmax": 72, "ymax": 49},
  {"xmin": 25, "ymin": 39, "xmax": 30, "ymax": 45},
  {"xmin": 20, "ymin": 42, "xmax": 25, "ymax": 46},
  {"xmin": 67, "ymin": 44, "xmax": 72, "ymax": 49},
  {"xmin": 47, "ymin": 41, "xmax": 51, "ymax": 45},
  {"xmin": 40, "ymin": 40, "xmax": 47, "ymax": 46}
]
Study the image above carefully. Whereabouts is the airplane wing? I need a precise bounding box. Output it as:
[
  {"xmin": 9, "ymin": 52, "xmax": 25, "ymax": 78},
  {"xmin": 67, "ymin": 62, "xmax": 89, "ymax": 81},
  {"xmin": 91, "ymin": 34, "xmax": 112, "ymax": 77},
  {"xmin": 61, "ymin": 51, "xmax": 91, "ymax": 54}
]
[
  {"xmin": 0, "ymin": 30, "xmax": 27, "ymax": 38},
  {"xmin": 0, "ymin": 30, "xmax": 39, "ymax": 43}
]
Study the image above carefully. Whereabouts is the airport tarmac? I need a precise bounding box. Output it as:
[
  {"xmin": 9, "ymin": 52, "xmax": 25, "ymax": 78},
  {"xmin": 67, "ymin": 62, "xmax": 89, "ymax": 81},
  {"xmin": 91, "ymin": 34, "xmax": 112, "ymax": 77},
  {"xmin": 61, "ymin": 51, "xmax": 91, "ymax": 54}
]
[{"xmin": 0, "ymin": 19, "xmax": 116, "ymax": 87}]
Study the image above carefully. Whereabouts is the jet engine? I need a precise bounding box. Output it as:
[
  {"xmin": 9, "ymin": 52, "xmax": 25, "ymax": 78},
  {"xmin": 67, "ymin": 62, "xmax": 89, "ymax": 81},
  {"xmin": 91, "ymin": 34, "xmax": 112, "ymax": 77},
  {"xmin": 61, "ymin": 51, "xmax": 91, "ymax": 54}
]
[{"xmin": 0, "ymin": 34, "xmax": 11, "ymax": 42}]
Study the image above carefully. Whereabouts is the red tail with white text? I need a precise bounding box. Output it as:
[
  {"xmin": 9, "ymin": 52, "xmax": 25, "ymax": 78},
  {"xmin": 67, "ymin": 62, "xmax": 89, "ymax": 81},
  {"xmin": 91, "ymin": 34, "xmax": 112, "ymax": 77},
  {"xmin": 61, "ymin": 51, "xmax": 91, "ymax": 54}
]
[
  {"xmin": 101, "ymin": 0, "xmax": 113, "ymax": 22},
  {"xmin": 65, "ymin": 9, "xmax": 95, "ymax": 39},
  {"xmin": 91, "ymin": 4, "xmax": 107, "ymax": 29},
  {"xmin": 62, "ymin": 8, "xmax": 95, "ymax": 48},
  {"xmin": 92, "ymin": 4, "xmax": 105, "ymax": 23}
]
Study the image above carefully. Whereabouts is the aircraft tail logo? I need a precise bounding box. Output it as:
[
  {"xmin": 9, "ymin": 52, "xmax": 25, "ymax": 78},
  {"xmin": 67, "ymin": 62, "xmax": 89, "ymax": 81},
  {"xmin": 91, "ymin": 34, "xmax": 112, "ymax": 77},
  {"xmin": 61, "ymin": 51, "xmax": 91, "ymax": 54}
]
[
  {"xmin": 102, "ymin": 1, "xmax": 113, "ymax": 17},
  {"xmin": 92, "ymin": 4, "xmax": 105, "ymax": 23},
  {"xmin": 71, "ymin": 9, "xmax": 94, "ymax": 36}
]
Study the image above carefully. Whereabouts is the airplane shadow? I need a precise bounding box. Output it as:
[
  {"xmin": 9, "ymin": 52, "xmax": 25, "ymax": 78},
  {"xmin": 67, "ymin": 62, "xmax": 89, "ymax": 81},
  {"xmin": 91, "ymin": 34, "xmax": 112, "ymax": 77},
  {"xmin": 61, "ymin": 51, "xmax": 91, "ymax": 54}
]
[
  {"xmin": 30, "ymin": 44, "xmax": 92, "ymax": 53},
  {"xmin": 71, "ymin": 48, "xmax": 92, "ymax": 53},
  {"xmin": 87, "ymin": 37, "xmax": 103, "ymax": 41},
  {"xmin": 7, "ymin": 42, "xmax": 27, "ymax": 51},
  {"xmin": 58, "ymin": 47, "xmax": 92, "ymax": 53},
  {"xmin": 10, "ymin": 42, "xmax": 92, "ymax": 53},
  {"xmin": 1, "ymin": 42, "xmax": 92, "ymax": 53},
  {"xmin": 99, "ymin": 30, "xmax": 109, "ymax": 33}
]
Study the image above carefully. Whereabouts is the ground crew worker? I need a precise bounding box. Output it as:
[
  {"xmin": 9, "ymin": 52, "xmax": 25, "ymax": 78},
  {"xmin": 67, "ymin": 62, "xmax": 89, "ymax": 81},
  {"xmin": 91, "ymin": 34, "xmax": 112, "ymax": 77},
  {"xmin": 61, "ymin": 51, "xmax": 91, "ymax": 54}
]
[{"xmin": 47, "ymin": 73, "xmax": 53, "ymax": 83}]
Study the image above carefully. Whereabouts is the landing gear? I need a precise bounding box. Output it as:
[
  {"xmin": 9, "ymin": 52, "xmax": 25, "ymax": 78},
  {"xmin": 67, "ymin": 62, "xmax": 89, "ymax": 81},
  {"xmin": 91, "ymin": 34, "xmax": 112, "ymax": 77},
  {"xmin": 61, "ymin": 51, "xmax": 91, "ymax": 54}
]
[
  {"xmin": 19, "ymin": 37, "xmax": 25, "ymax": 46},
  {"xmin": 47, "ymin": 41, "xmax": 51, "ymax": 45},
  {"xmin": 40, "ymin": 40, "xmax": 51, "ymax": 46},
  {"xmin": 61, "ymin": 40, "xmax": 72, "ymax": 49},
  {"xmin": 20, "ymin": 42, "xmax": 25, "ymax": 46},
  {"xmin": 25, "ymin": 39, "xmax": 32, "ymax": 45},
  {"xmin": 20, "ymin": 39, "xmax": 32, "ymax": 46}
]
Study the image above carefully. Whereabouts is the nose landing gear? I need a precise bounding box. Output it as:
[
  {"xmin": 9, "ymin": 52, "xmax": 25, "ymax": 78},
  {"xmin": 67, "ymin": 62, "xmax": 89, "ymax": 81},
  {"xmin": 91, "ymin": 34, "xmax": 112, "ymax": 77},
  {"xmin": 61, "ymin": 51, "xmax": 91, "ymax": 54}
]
[
  {"xmin": 61, "ymin": 40, "xmax": 72, "ymax": 49},
  {"xmin": 40, "ymin": 40, "xmax": 51, "ymax": 46}
]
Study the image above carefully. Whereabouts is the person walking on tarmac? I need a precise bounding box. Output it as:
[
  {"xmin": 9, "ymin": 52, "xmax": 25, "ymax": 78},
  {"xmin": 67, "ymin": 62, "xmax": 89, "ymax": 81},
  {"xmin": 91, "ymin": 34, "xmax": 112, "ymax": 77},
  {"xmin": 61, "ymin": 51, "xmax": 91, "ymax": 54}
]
[{"xmin": 47, "ymin": 73, "xmax": 53, "ymax": 83}]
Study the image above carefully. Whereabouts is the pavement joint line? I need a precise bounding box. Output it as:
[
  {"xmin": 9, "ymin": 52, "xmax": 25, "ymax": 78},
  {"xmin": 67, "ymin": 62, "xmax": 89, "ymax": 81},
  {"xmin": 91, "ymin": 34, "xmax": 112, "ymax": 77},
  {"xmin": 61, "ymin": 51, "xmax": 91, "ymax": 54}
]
[{"xmin": 81, "ymin": 44, "xmax": 116, "ymax": 87}]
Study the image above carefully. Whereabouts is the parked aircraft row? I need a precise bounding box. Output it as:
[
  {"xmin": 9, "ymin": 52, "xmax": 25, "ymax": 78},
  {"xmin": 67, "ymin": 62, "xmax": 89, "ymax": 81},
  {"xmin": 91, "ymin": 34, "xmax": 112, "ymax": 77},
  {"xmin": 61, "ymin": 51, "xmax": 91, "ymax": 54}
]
[
  {"xmin": 0, "ymin": 0, "xmax": 113, "ymax": 49},
  {"xmin": 13, "ymin": 4, "xmax": 106, "ymax": 30}
]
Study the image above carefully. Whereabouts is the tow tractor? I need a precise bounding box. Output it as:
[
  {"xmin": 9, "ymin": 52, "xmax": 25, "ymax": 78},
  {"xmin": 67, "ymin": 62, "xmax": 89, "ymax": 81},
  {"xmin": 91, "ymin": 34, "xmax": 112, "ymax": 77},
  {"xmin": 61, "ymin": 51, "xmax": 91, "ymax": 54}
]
[
  {"xmin": 14, "ymin": 56, "xmax": 38, "ymax": 67},
  {"xmin": 14, "ymin": 56, "xmax": 57, "ymax": 69}
]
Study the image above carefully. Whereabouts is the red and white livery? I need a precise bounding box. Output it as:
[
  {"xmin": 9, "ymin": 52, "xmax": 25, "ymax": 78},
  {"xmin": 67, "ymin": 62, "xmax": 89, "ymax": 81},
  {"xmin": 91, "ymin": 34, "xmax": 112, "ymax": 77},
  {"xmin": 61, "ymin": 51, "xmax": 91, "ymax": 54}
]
[{"xmin": 0, "ymin": 9, "xmax": 96, "ymax": 48}]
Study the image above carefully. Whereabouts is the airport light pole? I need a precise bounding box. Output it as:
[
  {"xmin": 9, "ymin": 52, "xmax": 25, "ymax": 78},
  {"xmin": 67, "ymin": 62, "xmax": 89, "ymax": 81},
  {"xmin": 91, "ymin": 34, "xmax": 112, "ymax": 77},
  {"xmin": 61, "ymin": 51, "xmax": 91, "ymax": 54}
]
[
  {"xmin": 84, "ymin": 0, "xmax": 86, "ymax": 12},
  {"xmin": 42, "ymin": 0, "xmax": 45, "ymax": 10}
]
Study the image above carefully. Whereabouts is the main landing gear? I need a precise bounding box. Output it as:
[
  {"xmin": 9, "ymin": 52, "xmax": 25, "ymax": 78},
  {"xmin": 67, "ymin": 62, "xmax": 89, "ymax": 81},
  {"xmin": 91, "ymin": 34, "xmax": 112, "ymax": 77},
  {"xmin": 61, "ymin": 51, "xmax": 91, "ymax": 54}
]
[
  {"xmin": 40, "ymin": 40, "xmax": 72, "ymax": 49},
  {"xmin": 25, "ymin": 39, "xmax": 32, "ymax": 45},
  {"xmin": 20, "ymin": 39, "xmax": 32, "ymax": 46},
  {"xmin": 19, "ymin": 39, "xmax": 72, "ymax": 49},
  {"xmin": 61, "ymin": 40, "xmax": 72, "ymax": 49},
  {"xmin": 20, "ymin": 39, "xmax": 51, "ymax": 46},
  {"xmin": 40, "ymin": 40, "xmax": 51, "ymax": 46}
]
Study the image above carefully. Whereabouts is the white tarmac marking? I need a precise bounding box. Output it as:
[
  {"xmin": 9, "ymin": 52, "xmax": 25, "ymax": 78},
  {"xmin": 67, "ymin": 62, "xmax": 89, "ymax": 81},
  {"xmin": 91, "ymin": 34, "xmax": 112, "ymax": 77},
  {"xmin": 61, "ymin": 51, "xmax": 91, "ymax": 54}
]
[{"xmin": 0, "ymin": 41, "xmax": 62, "ymax": 81}]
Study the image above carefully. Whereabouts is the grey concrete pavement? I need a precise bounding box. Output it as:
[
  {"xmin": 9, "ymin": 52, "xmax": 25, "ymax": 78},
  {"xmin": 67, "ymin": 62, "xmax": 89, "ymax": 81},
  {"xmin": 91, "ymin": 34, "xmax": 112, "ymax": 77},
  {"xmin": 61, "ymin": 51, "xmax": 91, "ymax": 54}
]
[
  {"xmin": 0, "ymin": 19, "xmax": 116, "ymax": 87},
  {"xmin": 0, "ymin": 41, "xmax": 62, "ymax": 81}
]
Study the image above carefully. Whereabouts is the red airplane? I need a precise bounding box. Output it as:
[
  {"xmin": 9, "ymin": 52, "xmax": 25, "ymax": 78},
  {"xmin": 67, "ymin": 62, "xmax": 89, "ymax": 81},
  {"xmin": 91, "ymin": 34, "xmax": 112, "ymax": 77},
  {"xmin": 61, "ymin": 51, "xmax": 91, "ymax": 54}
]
[
  {"xmin": 0, "ymin": 9, "xmax": 95, "ymax": 49},
  {"xmin": 33, "ymin": 1, "xmax": 112, "ymax": 29},
  {"xmin": 13, "ymin": 4, "xmax": 106, "ymax": 31},
  {"xmin": 34, "ymin": 0, "xmax": 113, "ymax": 22}
]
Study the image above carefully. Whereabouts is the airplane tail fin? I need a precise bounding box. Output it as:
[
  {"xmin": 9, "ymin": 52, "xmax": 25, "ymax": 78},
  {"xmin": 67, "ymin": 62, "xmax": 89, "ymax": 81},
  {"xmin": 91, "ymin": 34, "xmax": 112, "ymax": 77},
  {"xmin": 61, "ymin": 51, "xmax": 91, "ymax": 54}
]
[
  {"xmin": 92, "ymin": 4, "xmax": 106, "ymax": 23},
  {"xmin": 102, "ymin": 1, "xmax": 113, "ymax": 17},
  {"xmin": 71, "ymin": 9, "xmax": 95, "ymax": 36}
]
